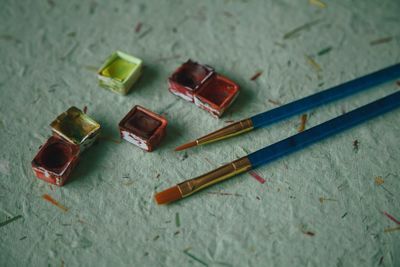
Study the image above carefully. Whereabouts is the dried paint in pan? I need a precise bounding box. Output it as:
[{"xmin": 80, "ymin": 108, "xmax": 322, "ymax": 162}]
[
  {"xmin": 194, "ymin": 74, "xmax": 239, "ymax": 118},
  {"xmin": 31, "ymin": 136, "xmax": 80, "ymax": 186},
  {"xmin": 119, "ymin": 105, "xmax": 168, "ymax": 152},
  {"xmin": 168, "ymin": 59, "xmax": 239, "ymax": 117},
  {"xmin": 97, "ymin": 51, "xmax": 143, "ymax": 95},
  {"xmin": 50, "ymin": 106, "xmax": 100, "ymax": 152},
  {"xmin": 168, "ymin": 59, "xmax": 215, "ymax": 102}
]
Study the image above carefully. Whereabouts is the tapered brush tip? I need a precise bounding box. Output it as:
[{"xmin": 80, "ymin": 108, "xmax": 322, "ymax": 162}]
[
  {"xmin": 175, "ymin": 141, "xmax": 197, "ymax": 151},
  {"xmin": 154, "ymin": 186, "xmax": 182, "ymax": 205}
]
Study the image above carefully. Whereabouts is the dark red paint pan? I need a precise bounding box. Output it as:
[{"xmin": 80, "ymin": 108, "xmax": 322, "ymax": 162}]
[
  {"xmin": 168, "ymin": 60, "xmax": 239, "ymax": 117},
  {"xmin": 194, "ymin": 74, "xmax": 239, "ymax": 118},
  {"xmin": 31, "ymin": 136, "xmax": 80, "ymax": 186},
  {"xmin": 119, "ymin": 105, "xmax": 168, "ymax": 151},
  {"xmin": 168, "ymin": 60, "xmax": 215, "ymax": 102}
]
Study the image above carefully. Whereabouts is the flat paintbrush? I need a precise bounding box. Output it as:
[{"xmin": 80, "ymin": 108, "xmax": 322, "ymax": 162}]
[
  {"xmin": 175, "ymin": 63, "xmax": 400, "ymax": 151},
  {"xmin": 156, "ymin": 90, "xmax": 400, "ymax": 204}
]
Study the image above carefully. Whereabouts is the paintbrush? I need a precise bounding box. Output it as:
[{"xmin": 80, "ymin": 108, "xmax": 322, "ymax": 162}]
[
  {"xmin": 175, "ymin": 63, "xmax": 400, "ymax": 151},
  {"xmin": 155, "ymin": 90, "xmax": 400, "ymax": 204}
]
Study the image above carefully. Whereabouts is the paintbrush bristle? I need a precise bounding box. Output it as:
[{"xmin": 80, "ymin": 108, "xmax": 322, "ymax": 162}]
[
  {"xmin": 154, "ymin": 186, "xmax": 182, "ymax": 205},
  {"xmin": 175, "ymin": 141, "xmax": 197, "ymax": 151}
]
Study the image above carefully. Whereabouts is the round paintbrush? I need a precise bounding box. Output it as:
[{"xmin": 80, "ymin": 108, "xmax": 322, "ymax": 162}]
[{"xmin": 175, "ymin": 63, "xmax": 400, "ymax": 151}]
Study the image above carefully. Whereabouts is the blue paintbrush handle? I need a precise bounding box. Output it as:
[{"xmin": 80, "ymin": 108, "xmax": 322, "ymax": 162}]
[
  {"xmin": 248, "ymin": 91, "xmax": 400, "ymax": 168},
  {"xmin": 250, "ymin": 63, "xmax": 400, "ymax": 128}
]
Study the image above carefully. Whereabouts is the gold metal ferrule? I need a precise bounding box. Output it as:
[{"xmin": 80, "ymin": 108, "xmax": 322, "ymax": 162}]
[
  {"xmin": 196, "ymin": 118, "xmax": 254, "ymax": 146},
  {"xmin": 177, "ymin": 157, "xmax": 252, "ymax": 197}
]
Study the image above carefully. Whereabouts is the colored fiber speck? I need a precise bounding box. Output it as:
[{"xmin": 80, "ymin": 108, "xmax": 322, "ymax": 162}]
[
  {"xmin": 0, "ymin": 215, "xmax": 22, "ymax": 228},
  {"xmin": 268, "ymin": 99, "xmax": 282, "ymax": 106},
  {"xmin": 250, "ymin": 71, "xmax": 263, "ymax": 81},
  {"xmin": 248, "ymin": 171, "xmax": 266, "ymax": 184},
  {"xmin": 374, "ymin": 175, "xmax": 394, "ymax": 196},
  {"xmin": 138, "ymin": 26, "xmax": 153, "ymax": 39},
  {"xmin": 306, "ymin": 55, "xmax": 322, "ymax": 72},
  {"xmin": 122, "ymin": 181, "xmax": 134, "ymax": 186},
  {"xmin": 379, "ymin": 256, "xmax": 384, "ymax": 266},
  {"xmin": 382, "ymin": 211, "xmax": 400, "ymax": 225},
  {"xmin": 303, "ymin": 231, "xmax": 315, "ymax": 236},
  {"xmin": 384, "ymin": 226, "xmax": 400, "ymax": 233},
  {"xmin": 370, "ymin": 37, "xmax": 393, "ymax": 46},
  {"xmin": 42, "ymin": 194, "xmax": 68, "ymax": 212},
  {"xmin": 175, "ymin": 212, "xmax": 180, "ymax": 227},
  {"xmin": 135, "ymin": 22, "xmax": 143, "ymax": 33},
  {"xmin": 298, "ymin": 114, "xmax": 308, "ymax": 132},
  {"xmin": 183, "ymin": 250, "xmax": 208, "ymax": 266},
  {"xmin": 353, "ymin": 140, "xmax": 359, "ymax": 152},
  {"xmin": 317, "ymin": 47, "xmax": 332, "ymax": 56},
  {"xmin": 283, "ymin": 19, "xmax": 321, "ymax": 39},
  {"xmin": 309, "ymin": 0, "xmax": 327, "ymax": 8},
  {"xmin": 375, "ymin": 176, "xmax": 384, "ymax": 185},
  {"xmin": 319, "ymin": 197, "xmax": 337, "ymax": 203}
]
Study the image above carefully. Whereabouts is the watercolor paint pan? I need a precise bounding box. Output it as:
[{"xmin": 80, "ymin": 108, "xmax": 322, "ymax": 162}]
[
  {"xmin": 168, "ymin": 59, "xmax": 215, "ymax": 102},
  {"xmin": 119, "ymin": 105, "xmax": 167, "ymax": 151},
  {"xmin": 50, "ymin": 106, "xmax": 100, "ymax": 152},
  {"xmin": 97, "ymin": 51, "xmax": 143, "ymax": 95},
  {"xmin": 194, "ymin": 74, "xmax": 239, "ymax": 118},
  {"xmin": 31, "ymin": 136, "xmax": 80, "ymax": 186},
  {"xmin": 168, "ymin": 60, "xmax": 239, "ymax": 117}
]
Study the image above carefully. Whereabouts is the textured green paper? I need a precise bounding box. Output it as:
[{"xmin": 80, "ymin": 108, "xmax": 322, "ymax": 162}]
[{"xmin": 0, "ymin": 1, "xmax": 400, "ymax": 267}]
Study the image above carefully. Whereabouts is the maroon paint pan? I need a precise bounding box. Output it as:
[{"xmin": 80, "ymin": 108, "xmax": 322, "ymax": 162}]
[
  {"xmin": 168, "ymin": 60, "xmax": 215, "ymax": 102},
  {"xmin": 194, "ymin": 74, "xmax": 239, "ymax": 117},
  {"xmin": 119, "ymin": 105, "xmax": 168, "ymax": 151},
  {"xmin": 168, "ymin": 60, "xmax": 239, "ymax": 117},
  {"xmin": 31, "ymin": 136, "xmax": 80, "ymax": 186}
]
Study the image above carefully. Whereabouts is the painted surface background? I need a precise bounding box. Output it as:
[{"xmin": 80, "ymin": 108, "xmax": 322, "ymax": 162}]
[{"xmin": 1, "ymin": 0, "xmax": 399, "ymax": 266}]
